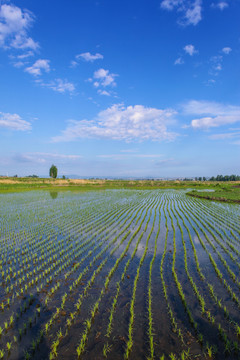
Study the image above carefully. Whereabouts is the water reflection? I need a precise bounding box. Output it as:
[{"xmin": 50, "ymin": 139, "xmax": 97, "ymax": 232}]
[{"xmin": 49, "ymin": 191, "xmax": 58, "ymax": 199}]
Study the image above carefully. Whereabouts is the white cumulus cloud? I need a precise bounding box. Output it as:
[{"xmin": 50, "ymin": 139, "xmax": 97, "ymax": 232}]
[
  {"xmin": 93, "ymin": 68, "xmax": 118, "ymax": 87},
  {"xmin": 25, "ymin": 59, "xmax": 50, "ymax": 76},
  {"xmin": 0, "ymin": 4, "xmax": 38, "ymax": 50},
  {"xmin": 0, "ymin": 112, "xmax": 32, "ymax": 131},
  {"xmin": 52, "ymin": 104, "xmax": 178, "ymax": 143},
  {"xmin": 182, "ymin": 100, "xmax": 240, "ymax": 129},
  {"xmin": 161, "ymin": 0, "xmax": 182, "ymax": 10},
  {"xmin": 184, "ymin": 0, "xmax": 202, "ymax": 25},
  {"xmin": 10, "ymin": 34, "xmax": 38, "ymax": 50},
  {"xmin": 184, "ymin": 44, "xmax": 198, "ymax": 56},
  {"xmin": 161, "ymin": 0, "xmax": 202, "ymax": 26}
]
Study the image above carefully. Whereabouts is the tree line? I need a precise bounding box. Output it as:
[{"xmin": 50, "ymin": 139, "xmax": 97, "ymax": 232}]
[
  {"xmin": 192, "ymin": 175, "xmax": 240, "ymax": 182},
  {"xmin": 208, "ymin": 174, "xmax": 240, "ymax": 181}
]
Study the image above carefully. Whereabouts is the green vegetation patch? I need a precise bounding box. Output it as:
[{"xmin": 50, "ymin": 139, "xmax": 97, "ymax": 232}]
[
  {"xmin": 0, "ymin": 177, "xmax": 232, "ymax": 193},
  {"xmin": 187, "ymin": 184, "xmax": 240, "ymax": 203}
]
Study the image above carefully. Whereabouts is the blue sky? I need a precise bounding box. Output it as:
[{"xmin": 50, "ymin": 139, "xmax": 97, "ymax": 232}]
[{"xmin": 0, "ymin": 0, "xmax": 239, "ymax": 178}]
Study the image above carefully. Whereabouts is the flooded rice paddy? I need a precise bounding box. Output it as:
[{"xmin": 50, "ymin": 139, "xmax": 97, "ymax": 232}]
[{"xmin": 0, "ymin": 189, "xmax": 240, "ymax": 360}]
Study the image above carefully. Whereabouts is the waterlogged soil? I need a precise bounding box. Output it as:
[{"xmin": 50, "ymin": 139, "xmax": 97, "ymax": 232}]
[{"xmin": 0, "ymin": 189, "xmax": 239, "ymax": 360}]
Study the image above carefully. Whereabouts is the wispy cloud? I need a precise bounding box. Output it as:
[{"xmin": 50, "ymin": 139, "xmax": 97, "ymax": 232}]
[
  {"xmin": 52, "ymin": 104, "xmax": 178, "ymax": 143},
  {"xmin": 184, "ymin": 44, "xmax": 198, "ymax": 56},
  {"xmin": 174, "ymin": 57, "xmax": 184, "ymax": 65},
  {"xmin": 160, "ymin": 0, "xmax": 202, "ymax": 26},
  {"xmin": 120, "ymin": 149, "xmax": 138, "ymax": 153},
  {"xmin": 209, "ymin": 55, "xmax": 223, "ymax": 75},
  {"xmin": 97, "ymin": 89, "xmax": 111, "ymax": 96},
  {"xmin": 17, "ymin": 51, "xmax": 34, "ymax": 59},
  {"xmin": 222, "ymin": 46, "xmax": 232, "ymax": 54},
  {"xmin": 0, "ymin": 4, "xmax": 39, "ymax": 50},
  {"xmin": 70, "ymin": 52, "xmax": 103, "ymax": 67},
  {"xmin": 182, "ymin": 100, "xmax": 240, "ymax": 129},
  {"xmin": 209, "ymin": 129, "xmax": 240, "ymax": 145},
  {"xmin": 211, "ymin": 2, "xmax": 229, "ymax": 10},
  {"xmin": 208, "ymin": 48, "xmax": 231, "ymax": 76},
  {"xmin": 39, "ymin": 78, "xmax": 75, "ymax": 93},
  {"xmin": 155, "ymin": 158, "xmax": 179, "ymax": 167},
  {"xmin": 209, "ymin": 130, "xmax": 240, "ymax": 140},
  {"xmin": 25, "ymin": 59, "xmax": 50, "ymax": 76},
  {"xmin": 0, "ymin": 112, "xmax": 32, "ymax": 131},
  {"xmin": 13, "ymin": 60, "xmax": 26, "ymax": 68},
  {"xmin": 14, "ymin": 152, "xmax": 83, "ymax": 164},
  {"xmin": 97, "ymin": 154, "xmax": 163, "ymax": 160},
  {"xmin": 76, "ymin": 52, "xmax": 103, "ymax": 62},
  {"xmin": 70, "ymin": 60, "xmax": 78, "ymax": 68},
  {"xmin": 204, "ymin": 79, "xmax": 216, "ymax": 86}
]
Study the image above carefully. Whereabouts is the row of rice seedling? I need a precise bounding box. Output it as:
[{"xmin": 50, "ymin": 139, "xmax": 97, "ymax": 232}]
[
  {"xmin": 147, "ymin": 204, "xmax": 161, "ymax": 360},
  {"xmin": 170, "ymin": 200, "xmax": 206, "ymax": 314},
  {"xmin": 166, "ymin": 202, "xmax": 199, "ymax": 334},
  {"xmin": 159, "ymin": 201, "xmax": 186, "ymax": 359}
]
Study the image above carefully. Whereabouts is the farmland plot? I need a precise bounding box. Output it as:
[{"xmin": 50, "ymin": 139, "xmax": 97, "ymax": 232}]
[{"xmin": 0, "ymin": 190, "xmax": 240, "ymax": 360}]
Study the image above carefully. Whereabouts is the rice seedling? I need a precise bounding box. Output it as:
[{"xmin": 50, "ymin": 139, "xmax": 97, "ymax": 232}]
[
  {"xmin": 124, "ymin": 206, "xmax": 157, "ymax": 359},
  {"xmin": 235, "ymin": 324, "xmax": 240, "ymax": 338},
  {"xmin": 24, "ymin": 350, "xmax": 31, "ymax": 360},
  {"xmin": 206, "ymin": 345, "xmax": 213, "ymax": 358},
  {"xmin": 6, "ymin": 342, "xmax": 12, "ymax": 352}
]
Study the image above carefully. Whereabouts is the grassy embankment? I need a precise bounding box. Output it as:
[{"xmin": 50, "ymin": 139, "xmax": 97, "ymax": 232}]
[
  {"xmin": 0, "ymin": 177, "xmax": 240, "ymax": 203},
  {"xmin": 187, "ymin": 184, "xmax": 240, "ymax": 204}
]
